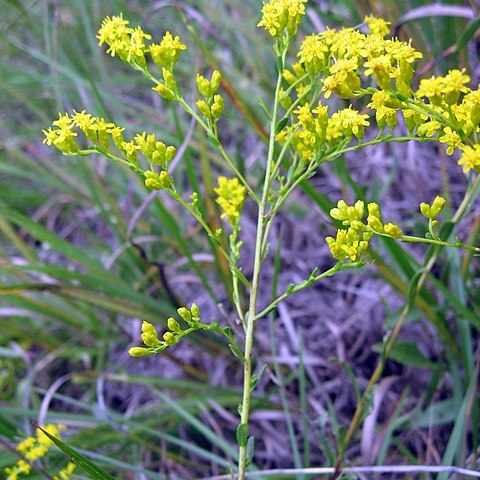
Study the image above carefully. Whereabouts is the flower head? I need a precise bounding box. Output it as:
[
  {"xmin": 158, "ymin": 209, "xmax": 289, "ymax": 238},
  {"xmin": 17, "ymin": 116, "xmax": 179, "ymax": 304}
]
[
  {"xmin": 149, "ymin": 31, "xmax": 186, "ymax": 69},
  {"xmin": 214, "ymin": 177, "xmax": 246, "ymax": 226},
  {"xmin": 258, "ymin": 0, "xmax": 307, "ymax": 37},
  {"xmin": 458, "ymin": 144, "xmax": 480, "ymax": 173}
]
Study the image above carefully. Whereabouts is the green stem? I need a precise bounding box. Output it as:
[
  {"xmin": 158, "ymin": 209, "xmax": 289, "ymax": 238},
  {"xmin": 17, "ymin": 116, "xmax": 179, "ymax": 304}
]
[
  {"xmin": 170, "ymin": 191, "xmax": 252, "ymax": 289},
  {"xmin": 254, "ymin": 262, "xmax": 357, "ymax": 320},
  {"xmin": 237, "ymin": 43, "xmax": 287, "ymax": 480},
  {"xmin": 400, "ymin": 234, "xmax": 480, "ymax": 252},
  {"xmin": 230, "ymin": 226, "xmax": 246, "ymax": 329}
]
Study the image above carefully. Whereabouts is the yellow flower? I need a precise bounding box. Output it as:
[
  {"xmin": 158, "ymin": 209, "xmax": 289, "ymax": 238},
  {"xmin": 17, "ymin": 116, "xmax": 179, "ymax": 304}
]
[
  {"xmin": 331, "ymin": 106, "xmax": 370, "ymax": 140},
  {"xmin": 367, "ymin": 91, "xmax": 399, "ymax": 129},
  {"xmin": 439, "ymin": 127, "xmax": 463, "ymax": 155},
  {"xmin": 463, "ymin": 89, "xmax": 480, "ymax": 125},
  {"xmin": 149, "ymin": 31, "xmax": 186, "ymax": 69},
  {"xmin": 416, "ymin": 77, "xmax": 444, "ymax": 106},
  {"xmin": 298, "ymin": 34, "xmax": 328, "ymax": 72},
  {"xmin": 53, "ymin": 462, "xmax": 76, "ymax": 480},
  {"xmin": 458, "ymin": 144, "xmax": 480, "ymax": 173},
  {"xmin": 97, "ymin": 14, "xmax": 133, "ymax": 60},
  {"xmin": 258, "ymin": 0, "xmax": 307, "ymax": 37},
  {"xmin": 443, "ymin": 69, "xmax": 470, "ymax": 105},
  {"xmin": 16, "ymin": 437, "xmax": 36, "ymax": 453},
  {"xmin": 364, "ymin": 15, "xmax": 391, "ymax": 37},
  {"xmin": 214, "ymin": 176, "xmax": 246, "ymax": 226},
  {"xmin": 97, "ymin": 14, "xmax": 150, "ymax": 65},
  {"xmin": 385, "ymin": 39, "xmax": 422, "ymax": 64},
  {"xmin": 364, "ymin": 55, "xmax": 394, "ymax": 89}
]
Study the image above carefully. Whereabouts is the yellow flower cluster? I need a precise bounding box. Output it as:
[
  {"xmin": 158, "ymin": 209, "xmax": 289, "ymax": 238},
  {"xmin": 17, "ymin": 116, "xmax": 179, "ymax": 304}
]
[
  {"xmin": 129, "ymin": 304, "xmax": 201, "ymax": 357},
  {"xmin": 279, "ymin": 10, "xmax": 480, "ymax": 174},
  {"xmin": 257, "ymin": 0, "xmax": 308, "ymax": 37},
  {"xmin": 5, "ymin": 425, "xmax": 75, "ymax": 480},
  {"xmin": 98, "ymin": 14, "xmax": 186, "ymax": 100},
  {"xmin": 43, "ymin": 111, "xmax": 176, "ymax": 190},
  {"xmin": 277, "ymin": 101, "xmax": 370, "ymax": 161},
  {"xmin": 326, "ymin": 200, "xmax": 402, "ymax": 262},
  {"xmin": 97, "ymin": 14, "xmax": 185, "ymax": 69},
  {"xmin": 214, "ymin": 177, "xmax": 246, "ymax": 227}
]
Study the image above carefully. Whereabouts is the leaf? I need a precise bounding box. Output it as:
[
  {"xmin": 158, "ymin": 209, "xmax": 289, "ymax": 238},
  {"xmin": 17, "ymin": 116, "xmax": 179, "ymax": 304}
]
[
  {"xmin": 454, "ymin": 16, "xmax": 480, "ymax": 53},
  {"xmin": 274, "ymin": 116, "xmax": 288, "ymax": 135},
  {"xmin": 257, "ymin": 96, "xmax": 272, "ymax": 121},
  {"xmin": 285, "ymin": 283, "xmax": 295, "ymax": 294},
  {"xmin": 207, "ymin": 134, "xmax": 221, "ymax": 147},
  {"xmin": 229, "ymin": 343, "xmax": 245, "ymax": 361},
  {"xmin": 236, "ymin": 423, "xmax": 248, "ymax": 447},
  {"xmin": 372, "ymin": 341, "xmax": 439, "ymax": 369},
  {"xmin": 36, "ymin": 426, "xmax": 116, "ymax": 480},
  {"xmin": 330, "ymin": 357, "xmax": 361, "ymax": 404},
  {"xmin": 250, "ymin": 364, "xmax": 267, "ymax": 391},
  {"xmin": 245, "ymin": 436, "xmax": 255, "ymax": 467}
]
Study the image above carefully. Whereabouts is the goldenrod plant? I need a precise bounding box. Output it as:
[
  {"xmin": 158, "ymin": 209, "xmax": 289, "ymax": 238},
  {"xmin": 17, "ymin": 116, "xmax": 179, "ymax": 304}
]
[{"xmin": 41, "ymin": 1, "xmax": 480, "ymax": 478}]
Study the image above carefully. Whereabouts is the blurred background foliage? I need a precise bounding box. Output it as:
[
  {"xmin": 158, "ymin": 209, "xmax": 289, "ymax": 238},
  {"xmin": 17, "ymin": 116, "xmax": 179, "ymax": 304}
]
[{"xmin": 1, "ymin": 0, "xmax": 479, "ymax": 478}]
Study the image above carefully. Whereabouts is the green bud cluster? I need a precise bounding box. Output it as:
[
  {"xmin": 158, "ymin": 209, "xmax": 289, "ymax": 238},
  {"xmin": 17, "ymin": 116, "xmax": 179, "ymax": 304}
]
[
  {"xmin": 127, "ymin": 303, "xmax": 206, "ymax": 357},
  {"xmin": 177, "ymin": 303, "xmax": 201, "ymax": 326},
  {"xmin": 196, "ymin": 71, "xmax": 224, "ymax": 121}
]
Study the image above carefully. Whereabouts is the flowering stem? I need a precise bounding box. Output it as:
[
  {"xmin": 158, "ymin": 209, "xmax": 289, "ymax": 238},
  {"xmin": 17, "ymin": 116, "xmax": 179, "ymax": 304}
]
[
  {"xmin": 332, "ymin": 173, "xmax": 480, "ymax": 479},
  {"xmin": 169, "ymin": 190, "xmax": 252, "ymax": 289},
  {"xmin": 138, "ymin": 66, "xmax": 259, "ymax": 203},
  {"xmin": 237, "ymin": 44, "xmax": 287, "ymax": 480}
]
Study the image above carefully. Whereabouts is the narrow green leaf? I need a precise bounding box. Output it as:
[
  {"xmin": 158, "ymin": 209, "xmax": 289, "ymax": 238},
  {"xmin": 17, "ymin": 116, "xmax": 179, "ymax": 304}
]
[
  {"xmin": 245, "ymin": 436, "xmax": 255, "ymax": 467},
  {"xmin": 372, "ymin": 341, "xmax": 439, "ymax": 369},
  {"xmin": 274, "ymin": 116, "xmax": 288, "ymax": 135},
  {"xmin": 37, "ymin": 426, "xmax": 116, "ymax": 480}
]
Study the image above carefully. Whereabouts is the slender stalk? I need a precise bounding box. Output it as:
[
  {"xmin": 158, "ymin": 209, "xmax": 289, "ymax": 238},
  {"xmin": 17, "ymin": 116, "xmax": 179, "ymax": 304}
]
[
  {"xmin": 400, "ymin": 234, "xmax": 480, "ymax": 252},
  {"xmin": 237, "ymin": 43, "xmax": 287, "ymax": 480}
]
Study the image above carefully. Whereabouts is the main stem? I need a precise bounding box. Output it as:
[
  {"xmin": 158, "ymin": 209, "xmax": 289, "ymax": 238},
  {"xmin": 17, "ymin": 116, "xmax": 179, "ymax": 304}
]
[{"xmin": 237, "ymin": 47, "xmax": 286, "ymax": 480}]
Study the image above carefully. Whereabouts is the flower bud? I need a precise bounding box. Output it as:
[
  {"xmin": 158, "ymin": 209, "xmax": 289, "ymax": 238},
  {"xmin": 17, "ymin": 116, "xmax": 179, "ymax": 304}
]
[
  {"xmin": 384, "ymin": 223, "xmax": 402, "ymax": 238},
  {"xmin": 367, "ymin": 215, "xmax": 384, "ymax": 233},
  {"xmin": 163, "ymin": 68, "xmax": 177, "ymax": 90},
  {"xmin": 167, "ymin": 317, "xmax": 181, "ymax": 333},
  {"xmin": 196, "ymin": 74, "xmax": 211, "ymax": 98},
  {"xmin": 129, "ymin": 347, "xmax": 152, "ymax": 357},
  {"xmin": 153, "ymin": 84, "xmax": 175, "ymax": 100},
  {"xmin": 196, "ymin": 99, "xmax": 211, "ymax": 117},
  {"xmin": 142, "ymin": 321, "xmax": 157, "ymax": 336},
  {"xmin": 211, "ymin": 95, "xmax": 224, "ymax": 119},
  {"xmin": 211, "ymin": 70, "xmax": 222, "ymax": 93},
  {"xmin": 163, "ymin": 331, "xmax": 177, "ymax": 346},
  {"xmin": 367, "ymin": 203, "xmax": 381, "ymax": 218},
  {"xmin": 431, "ymin": 196, "xmax": 446, "ymax": 217},
  {"xmin": 166, "ymin": 146, "xmax": 176, "ymax": 163},
  {"xmin": 141, "ymin": 332, "xmax": 161, "ymax": 347},
  {"xmin": 177, "ymin": 307, "xmax": 192, "ymax": 323},
  {"xmin": 420, "ymin": 203, "xmax": 431, "ymax": 220},
  {"xmin": 190, "ymin": 303, "xmax": 200, "ymax": 318}
]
